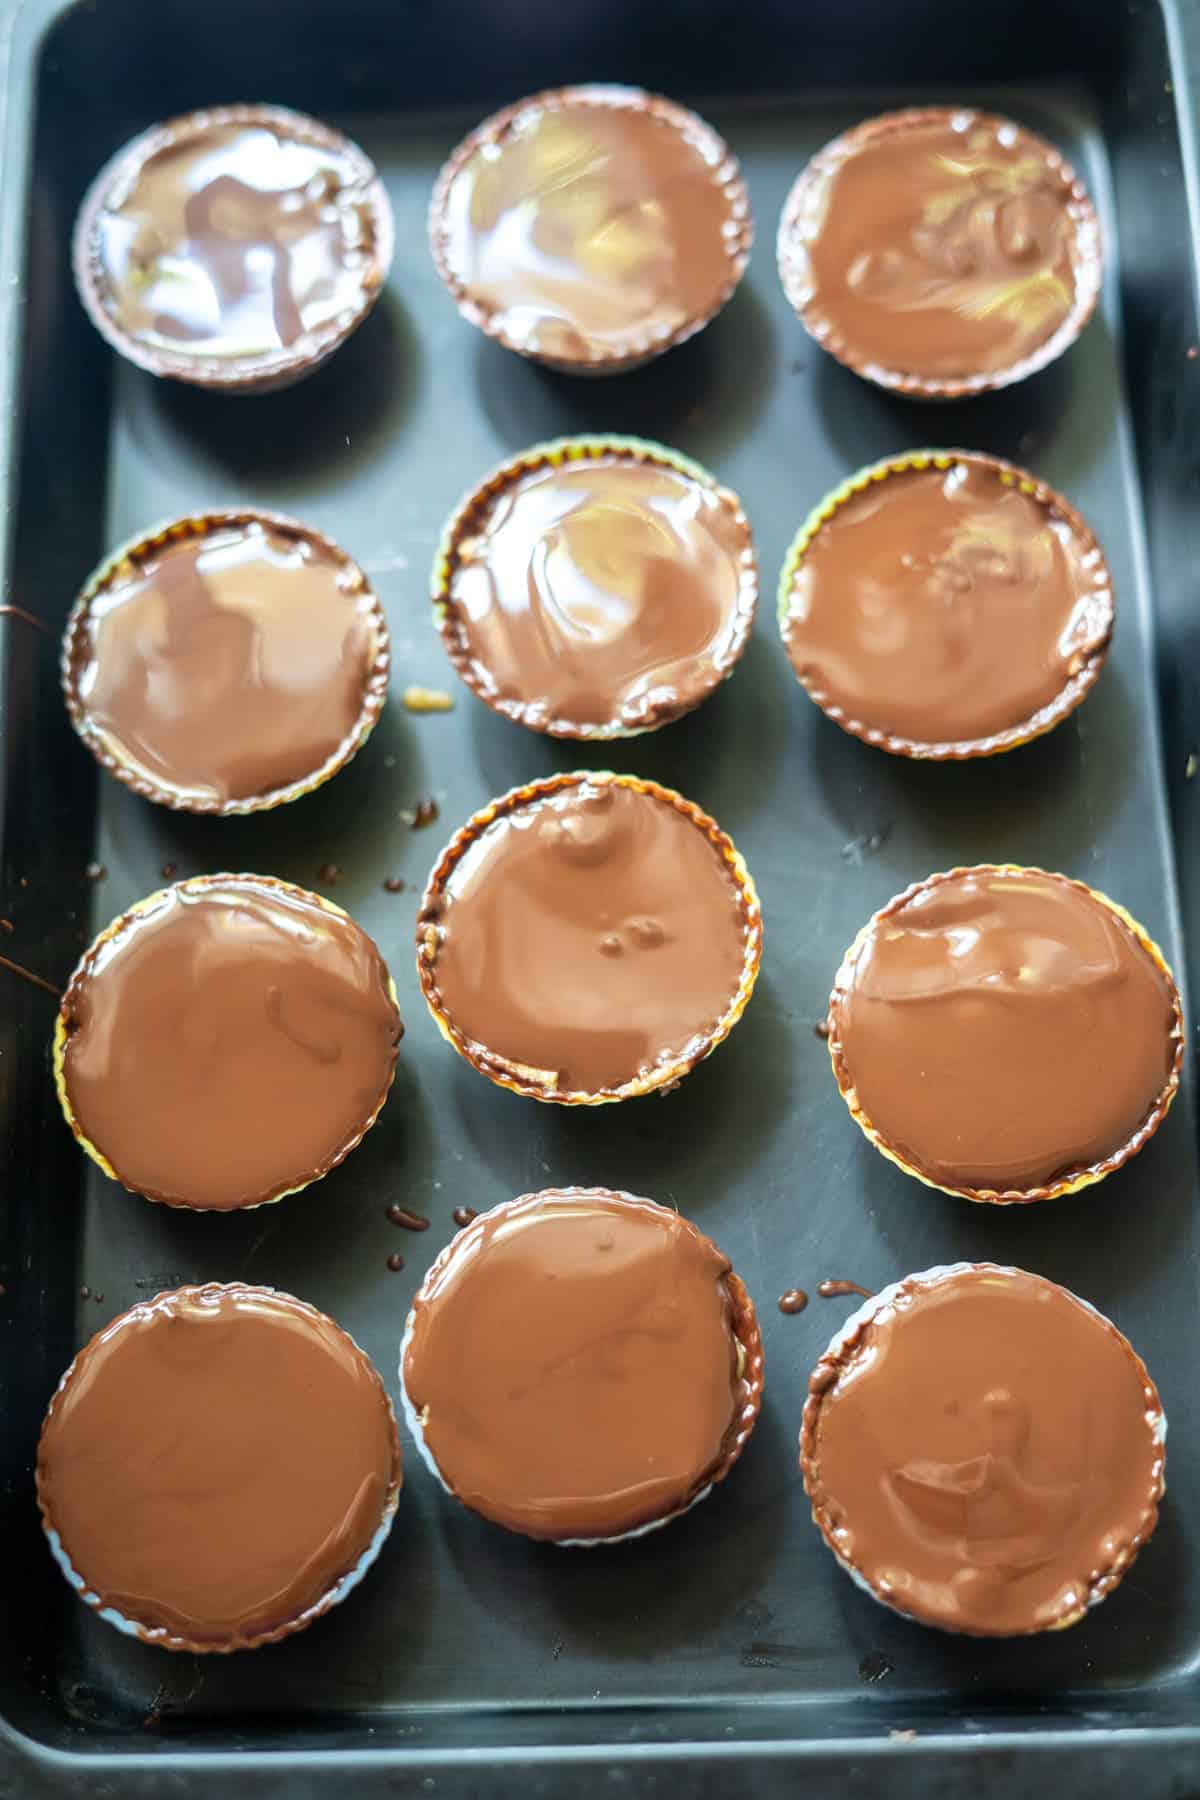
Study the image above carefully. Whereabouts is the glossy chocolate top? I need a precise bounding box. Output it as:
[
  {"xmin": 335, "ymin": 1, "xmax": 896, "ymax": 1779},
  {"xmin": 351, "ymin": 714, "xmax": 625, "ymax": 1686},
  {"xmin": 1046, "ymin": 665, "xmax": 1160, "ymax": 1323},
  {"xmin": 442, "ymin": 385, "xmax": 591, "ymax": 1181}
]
[
  {"xmin": 832, "ymin": 868, "xmax": 1179, "ymax": 1194},
  {"xmin": 86, "ymin": 108, "xmax": 385, "ymax": 372},
  {"xmin": 804, "ymin": 1266, "xmax": 1164, "ymax": 1634},
  {"xmin": 404, "ymin": 1190, "xmax": 755, "ymax": 1539},
  {"xmin": 443, "ymin": 448, "xmax": 755, "ymax": 733},
  {"xmin": 38, "ymin": 1285, "xmax": 399, "ymax": 1648},
  {"xmin": 434, "ymin": 87, "xmax": 747, "ymax": 364},
  {"xmin": 781, "ymin": 459, "xmax": 1112, "ymax": 750},
  {"xmin": 420, "ymin": 777, "xmax": 753, "ymax": 1096},
  {"xmin": 784, "ymin": 111, "xmax": 1097, "ymax": 384},
  {"xmin": 60, "ymin": 876, "xmax": 401, "ymax": 1209},
  {"xmin": 66, "ymin": 514, "xmax": 385, "ymax": 809}
]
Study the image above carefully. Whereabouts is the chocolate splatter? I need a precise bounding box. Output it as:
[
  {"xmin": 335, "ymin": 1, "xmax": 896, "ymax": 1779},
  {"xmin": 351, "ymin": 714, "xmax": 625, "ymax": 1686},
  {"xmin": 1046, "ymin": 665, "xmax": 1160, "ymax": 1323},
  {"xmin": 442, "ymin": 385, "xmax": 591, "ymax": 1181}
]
[
  {"xmin": 386, "ymin": 1252, "xmax": 405, "ymax": 1272},
  {"xmin": 0, "ymin": 953, "xmax": 59, "ymax": 998},
  {"xmin": 318, "ymin": 863, "xmax": 340, "ymax": 884},
  {"xmin": 79, "ymin": 1286, "xmax": 91, "ymax": 1300},
  {"xmin": 386, "ymin": 1205, "xmax": 430, "ymax": 1231},
  {"xmin": 85, "ymin": 862, "xmax": 106, "ymax": 882},
  {"xmin": 779, "ymin": 1289, "xmax": 809, "ymax": 1315},
  {"xmin": 0, "ymin": 603, "xmax": 52, "ymax": 636},
  {"xmin": 452, "ymin": 1206, "xmax": 478, "ymax": 1228},
  {"xmin": 813, "ymin": 1019, "xmax": 831, "ymax": 1040},
  {"xmin": 411, "ymin": 798, "xmax": 439, "ymax": 830},
  {"xmin": 383, "ymin": 877, "xmax": 406, "ymax": 894},
  {"xmin": 818, "ymin": 1280, "xmax": 874, "ymax": 1301}
]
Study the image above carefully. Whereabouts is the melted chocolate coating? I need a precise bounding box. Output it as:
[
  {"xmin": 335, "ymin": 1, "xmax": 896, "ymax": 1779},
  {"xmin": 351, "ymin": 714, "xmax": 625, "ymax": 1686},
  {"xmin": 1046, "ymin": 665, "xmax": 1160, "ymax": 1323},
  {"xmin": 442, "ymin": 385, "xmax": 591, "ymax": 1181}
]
[
  {"xmin": 420, "ymin": 777, "xmax": 753, "ymax": 1096},
  {"xmin": 832, "ymin": 868, "xmax": 1179, "ymax": 1193},
  {"xmin": 803, "ymin": 1266, "xmax": 1164, "ymax": 1634},
  {"xmin": 443, "ymin": 448, "xmax": 754, "ymax": 733},
  {"xmin": 782, "ymin": 111, "xmax": 1097, "ymax": 385},
  {"xmin": 782, "ymin": 459, "xmax": 1112, "ymax": 749},
  {"xmin": 403, "ymin": 1190, "xmax": 757, "ymax": 1540},
  {"xmin": 66, "ymin": 515, "xmax": 385, "ymax": 809},
  {"xmin": 37, "ymin": 1285, "xmax": 400, "ymax": 1648},
  {"xmin": 434, "ymin": 87, "xmax": 747, "ymax": 365},
  {"xmin": 60, "ymin": 877, "xmax": 401, "ymax": 1210}
]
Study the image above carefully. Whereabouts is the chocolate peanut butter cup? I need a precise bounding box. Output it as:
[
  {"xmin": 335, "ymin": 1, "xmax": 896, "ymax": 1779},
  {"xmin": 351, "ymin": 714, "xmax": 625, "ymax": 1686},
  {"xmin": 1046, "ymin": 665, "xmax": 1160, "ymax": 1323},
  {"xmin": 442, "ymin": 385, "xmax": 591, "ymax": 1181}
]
[
  {"xmin": 828, "ymin": 866, "xmax": 1183, "ymax": 1203},
  {"xmin": 777, "ymin": 108, "xmax": 1101, "ymax": 396},
  {"xmin": 401, "ymin": 1189, "xmax": 762, "ymax": 1543},
  {"xmin": 74, "ymin": 104, "xmax": 393, "ymax": 391},
  {"xmin": 56, "ymin": 875, "xmax": 402, "ymax": 1211},
  {"xmin": 63, "ymin": 510, "xmax": 389, "ymax": 814},
  {"xmin": 433, "ymin": 437, "xmax": 758, "ymax": 738},
  {"xmin": 416, "ymin": 772, "xmax": 761, "ymax": 1103},
  {"xmin": 778, "ymin": 452, "xmax": 1113, "ymax": 759},
  {"xmin": 800, "ymin": 1264, "xmax": 1165, "ymax": 1635},
  {"xmin": 429, "ymin": 85, "xmax": 751, "ymax": 374},
  {"xmin": 38, "ymin": 1284, "xmax": 401, "ymax": 1651}
]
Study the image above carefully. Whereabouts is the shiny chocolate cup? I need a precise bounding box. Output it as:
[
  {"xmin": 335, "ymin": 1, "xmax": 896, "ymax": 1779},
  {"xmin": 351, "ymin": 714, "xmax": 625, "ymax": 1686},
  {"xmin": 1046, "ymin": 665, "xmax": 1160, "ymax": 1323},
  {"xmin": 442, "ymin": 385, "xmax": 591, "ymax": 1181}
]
[
  {"xmin": 777, "ymin": 108, "xmax": 1102, "ymax": 398},
  {"xmin": 399, "ymin": 1188, "xmax": 764, "ymax": 1545},
  {"xmin": 62, "ymin": 509, "xmax": 390, "ymax": 815},
  {"xmin": 428, "ymin": 85, "xmax": 752, "ymax": 375},
  {"xmin": 827, "ymin": 865, "xmax": 1184, "ymax": 1205},
  {"xmin": 37, "ymin": 1283, "xmax": 402, "ymax": 1652},
  {"xmin": 74, "ymin": 104, "xmax": 393, "ymax": 393},
  {"xmin": 777, "ymin": 450, "xmax": 1114, "ymax": 760},
  {"xmin": 416, "ymin": 771, "xmax": 763, "ymax": 1104},
  {"xmin": 54, "ymin": 874, "xmax": 403, "ymax": 1212},
  {"xmin": 800, "ymin": 1264, "xmax": 1166, "ymax": 1635},
  {"xmin": 432, "ymin": 435, "xmax": 759, "ymax": 738}
]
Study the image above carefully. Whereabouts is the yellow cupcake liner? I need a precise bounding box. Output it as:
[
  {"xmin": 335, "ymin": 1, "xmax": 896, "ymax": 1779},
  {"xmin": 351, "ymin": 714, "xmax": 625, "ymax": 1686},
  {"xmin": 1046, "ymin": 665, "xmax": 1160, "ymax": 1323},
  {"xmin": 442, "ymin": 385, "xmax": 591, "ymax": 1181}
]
[
  {"xmin": 777, "ymin": 449, "xmax": 1115, "ymax": 761},
  {"xmin": 55, "ymin": 874, "xmax": 403, "ymax": 1212},
  {"xmin": 826, "ymin": 865, "xmax": 1184, "ymax": 1205},
  {"xmin": 432, "ymin": 433, "xmax": 758, "ymax": 740},
  {"xmin": 62, "ymin": 509, "xmax": 391, "ymax": 814},
  {"xmin": 416, "ymin": 771, "xmax": 763, "ymax": 1104}
]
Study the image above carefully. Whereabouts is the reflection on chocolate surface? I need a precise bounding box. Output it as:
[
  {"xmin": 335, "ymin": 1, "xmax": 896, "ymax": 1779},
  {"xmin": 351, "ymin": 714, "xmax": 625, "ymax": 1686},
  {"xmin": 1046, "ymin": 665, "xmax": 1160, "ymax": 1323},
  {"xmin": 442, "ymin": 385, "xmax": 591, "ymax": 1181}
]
[
  {"xmin": 38, "ymin": 1284, "xmax": 400, "ymax": 1649},
  {"xmin": 58, "ymin": 875, "xmax": 401, "ymax": 1210},
  {"xmin": 438, "ymin": 442, "xmax": 756, "ymax": 735},
  {"xmin": 781, "ymin": 455, "xmax": 1112, "ymax": 754},
  {"xmin": 403, "ymin": 1189, "xmax": 761, "ymax": 1540},
  {"xmin": 64, "ymin": 512, "xmax": 388, "ymax": 812},
  {"xmin": 830, "ymin": 867, "xmax": 1182, "ymax": 1196},
  {"xmin": 802, "ymin": 1265, "xmax": 1165, "ymax": 1634},
  {"xmin": 417, "ymin": 774, "xmax": 760, "ymax": 1100},
  {"xmin": 431, "ymin": 86, "xmax": 751, "ymax": 370},
  {"xmin": 779, "ymin": 109, "xmax": 1100, "ymax": 393}
]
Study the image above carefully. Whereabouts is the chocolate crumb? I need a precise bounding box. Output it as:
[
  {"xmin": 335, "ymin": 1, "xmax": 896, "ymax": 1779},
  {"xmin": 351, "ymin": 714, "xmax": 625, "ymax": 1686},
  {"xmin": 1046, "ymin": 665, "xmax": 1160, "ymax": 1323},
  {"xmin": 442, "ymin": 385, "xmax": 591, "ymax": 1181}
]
[
  {"xmin": 318, "ymin": 863, "xmax": 340, "ymax": 884},
  {"xmin": 79, "ymin": 1285, "xmax": 91, "ymax": 1300},
  {"xmin": 386, "ymin": 1252, "xmax": 405, "ymax": 1272},
  {"xmin": 383, "ymin": 877, "xmax": 406, "ymax": 894},
  {"xmin": 386, "ymin": 1205, "xmax": 430, "ymax": 1231},
  {"xmin": 452, "ymin": 1206, "xmax": 478, "ymax": 1228},
  {"xmin": 411, "ymin": 798, "xmax": 439, "ymax": 831}
]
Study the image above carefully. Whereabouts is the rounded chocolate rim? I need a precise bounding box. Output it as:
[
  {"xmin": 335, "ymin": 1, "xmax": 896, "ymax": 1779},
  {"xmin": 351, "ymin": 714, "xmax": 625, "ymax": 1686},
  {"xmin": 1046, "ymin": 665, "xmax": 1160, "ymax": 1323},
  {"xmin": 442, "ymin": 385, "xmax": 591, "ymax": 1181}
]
[
  {"xmin": 53, "ymin": 874, "xmax": 403, "ymax": 1212},
  {"xmin": 73, "ymin": 103, "xmax": 394, "ymax": 391},
  {"xmin": 776, "ymin": 450, "xmax": 1114, "ymax": 760},
  {"xmin": 36, "ymin": 1282, "xmax": 403, "ymax": 1653},
  {"xmin": 776, "ymin": 107, "xmax": 1103, "ymax": 398},
  {"xmin": 799, "ymin": 1262, "xmax": 1166, "ymax": 1636},
  {"xmin": 62, "ymin": 508, "xmax": 391, "ymax": 815},
  {"xmin": 416, "ymin": 771, "xmax": 763, "ymax": 1104},
  {"xmin": 428, "ymin": 84, "xmax": 753, "ymax": 374},
  {"xmin": 432, "ymin": 435, "xmax": 760, "ymax": 739},
  {"xmin": 826, "ymin": 865, "xmax": 1185, "ymax": 1205},
  {"xmin": 399, "ymin": 1188, "xmax": 764, "ymax": 1544}
]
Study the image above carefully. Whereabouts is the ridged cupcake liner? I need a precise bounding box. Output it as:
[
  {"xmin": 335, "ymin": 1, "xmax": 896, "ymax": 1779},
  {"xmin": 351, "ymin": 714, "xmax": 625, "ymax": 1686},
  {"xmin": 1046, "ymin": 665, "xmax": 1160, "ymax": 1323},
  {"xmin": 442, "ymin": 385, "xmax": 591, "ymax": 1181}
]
[
  {"xmin": 416, "ymin": 772, "xmax": 763, "ymax": 1104},
  {"xmin": 776, "ymin": 449, "xmax": 1114, "ymax": 760},
  {"xmin": 827, "ymin": 865, "xmax": 1184, "ymax": 1204},
  {"xmin": 429, "ymin": 85, "xmax": 752, "ymax": 376},
  {"xmin": 777, "ymin": 107, "xmax": 1102, "ymax": 398},
  {"xmin": 37, "ymin": 1283, "xmax": 402, "ymax": 1653},
  {"xmin": 399, "ymin": 1189, "xmax": 764, "ymax": 1545},
  {"xmin": 55, "ymin": 874, "xmax": 402, "ymax": 1212},
  {"xmin": 432, "ymin": 434, "xmax": 759, "ymax": 739},
  {"xmin": 799, "ymin": 1263, "xmax": 1166, "ymax": 1635},
  {"xmin": 74, "ymin": 104, "xmax": 394, "ymax": 393},
  {"xmin": 62, "ymin": 508, "xmax": 391, "ymax": 815}
]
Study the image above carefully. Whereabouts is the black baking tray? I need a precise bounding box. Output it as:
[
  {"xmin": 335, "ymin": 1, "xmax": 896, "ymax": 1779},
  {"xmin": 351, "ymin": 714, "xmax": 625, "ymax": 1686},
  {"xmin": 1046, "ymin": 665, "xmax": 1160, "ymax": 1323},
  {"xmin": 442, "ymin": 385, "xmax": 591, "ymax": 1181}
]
[{"xmin": 2, "ymin": 0, "xmax": 1200, "ymax": 1793}]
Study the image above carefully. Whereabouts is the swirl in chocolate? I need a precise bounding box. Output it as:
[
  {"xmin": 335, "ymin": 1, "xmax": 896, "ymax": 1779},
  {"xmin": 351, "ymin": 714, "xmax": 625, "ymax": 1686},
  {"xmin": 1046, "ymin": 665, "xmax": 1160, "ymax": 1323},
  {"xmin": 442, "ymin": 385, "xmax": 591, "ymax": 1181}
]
[
  {"xmin": 802, "ymin": 1266, "xmax": 1164, "ymax": 1634},
  {"xmin": 59, "ymin": 876, "xmax": 401, "ymax": 1210},
  {"xmin": 442, "ymin": 448, "xmax": 755, "ymax": 733},
  {"xmin": 831, "ymin": 868, "xmax": 1179, "ymax": 1194},
  {"xmin": 66, "ymin": 514, "xmax": 385, "ymax": 808},
  {"xmin": 403, "ymin": 1190, "xmax": 758, "ymax": 1540},
  {"xmin": 434, "ymin": 87, "xmax": 746, "ymax": 365},
  {"xmin": 782, "ymin": 458, "xmax": 1112, "ymax": 750},
  {"xmin": 419, "ymin": 777, "xmax": 754, "ymax": 1096},
  {"xmin": 783, "ymin": 111, "xmax": 1097, "ymax": 383},
  {"xmin": 37, "ymin": 1285, "xmax": 400, "ymax": 1648}
]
